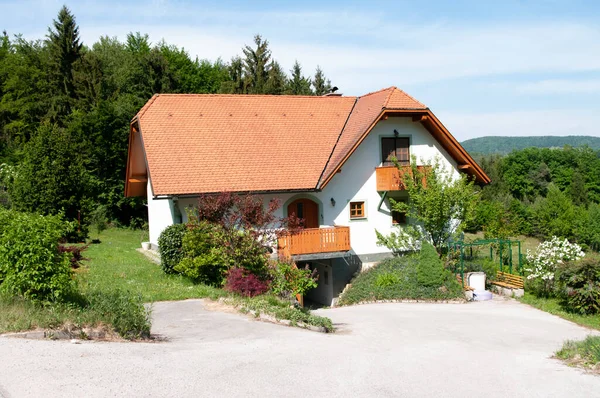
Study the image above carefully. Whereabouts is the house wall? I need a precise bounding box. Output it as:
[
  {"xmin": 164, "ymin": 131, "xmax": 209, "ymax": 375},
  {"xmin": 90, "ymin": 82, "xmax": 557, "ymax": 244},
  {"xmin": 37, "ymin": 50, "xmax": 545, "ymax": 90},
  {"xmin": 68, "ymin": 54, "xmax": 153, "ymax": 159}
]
[
  {"xmin": 147, "ymin": 180, "xmax": 175, "ymax": 247},
  {"xmin": 155, "ymin": 117, "xmax": 460, "ymax": 257}
]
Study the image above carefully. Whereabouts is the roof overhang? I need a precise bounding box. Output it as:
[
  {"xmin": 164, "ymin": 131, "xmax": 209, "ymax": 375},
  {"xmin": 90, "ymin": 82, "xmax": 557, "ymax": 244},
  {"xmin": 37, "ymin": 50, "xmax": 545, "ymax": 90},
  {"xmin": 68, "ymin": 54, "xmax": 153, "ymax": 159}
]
[{"xmin": 124, "ymin": 117, "xmax": 150, "ymax": 197}]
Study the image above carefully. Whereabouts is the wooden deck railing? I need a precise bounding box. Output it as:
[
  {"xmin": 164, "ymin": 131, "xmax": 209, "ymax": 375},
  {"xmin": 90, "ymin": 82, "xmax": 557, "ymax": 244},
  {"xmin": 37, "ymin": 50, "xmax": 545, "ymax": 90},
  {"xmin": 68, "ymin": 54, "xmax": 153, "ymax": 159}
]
[
  {"xmin": 375, "ymin": 165, "xmax": 429, "ymax": 191},
  {"xmin": 277, "ymin": 226, "xmax": 350, "ymax": 257}
]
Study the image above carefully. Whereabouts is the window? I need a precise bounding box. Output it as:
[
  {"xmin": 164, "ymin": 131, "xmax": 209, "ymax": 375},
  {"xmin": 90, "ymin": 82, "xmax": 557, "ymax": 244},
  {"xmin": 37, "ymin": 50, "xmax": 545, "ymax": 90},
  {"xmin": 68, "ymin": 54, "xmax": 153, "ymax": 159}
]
[
  {"xmin": 349, "ymin": 201, "xmax": 365, "ymax": 219},
  {"xmin": 381, "ymin": 137, "xmax": 410, "ymax": 166}
]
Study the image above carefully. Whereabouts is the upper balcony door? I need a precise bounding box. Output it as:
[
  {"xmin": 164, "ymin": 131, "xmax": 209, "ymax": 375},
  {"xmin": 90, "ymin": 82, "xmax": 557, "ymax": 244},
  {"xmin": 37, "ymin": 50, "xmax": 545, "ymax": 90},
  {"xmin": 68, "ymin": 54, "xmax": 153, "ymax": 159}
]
[
  {"xmin": 381, "ymin": 136, "xmax": 410, "ymax": 166},
  {"xmin": 287, "ymin": 198, "xmax": 319, "ymax": 228}
]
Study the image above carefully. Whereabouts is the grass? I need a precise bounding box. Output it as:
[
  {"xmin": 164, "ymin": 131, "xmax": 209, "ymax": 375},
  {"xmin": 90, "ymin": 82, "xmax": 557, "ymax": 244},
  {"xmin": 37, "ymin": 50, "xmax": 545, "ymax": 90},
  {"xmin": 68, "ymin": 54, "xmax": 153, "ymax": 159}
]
[
  {"xmin": 519, "ymin": 292, "xmax": 600, "ymax": 331},
  {"xmin": 556, "ymin": 335, "xmax": 600, "ymax": 373},
  {"xmin": 1, "ymin": 228, "xmax": 332, "ymax": 336},
  {"xmin": 338, "ymin": 255, "xmax": 464, "ymax": 306},
  {"xmin": 79, "ymin": 228, "xmax": 225, "ymax": 302}
]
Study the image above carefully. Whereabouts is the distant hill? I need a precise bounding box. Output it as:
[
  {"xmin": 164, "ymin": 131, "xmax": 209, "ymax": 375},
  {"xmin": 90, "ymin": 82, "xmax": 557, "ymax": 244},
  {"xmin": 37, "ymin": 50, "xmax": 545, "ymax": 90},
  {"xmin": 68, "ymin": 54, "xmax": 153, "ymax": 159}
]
[{"xmin": 461, "ymin": 136, "xmax": 600, "ymax": 155}]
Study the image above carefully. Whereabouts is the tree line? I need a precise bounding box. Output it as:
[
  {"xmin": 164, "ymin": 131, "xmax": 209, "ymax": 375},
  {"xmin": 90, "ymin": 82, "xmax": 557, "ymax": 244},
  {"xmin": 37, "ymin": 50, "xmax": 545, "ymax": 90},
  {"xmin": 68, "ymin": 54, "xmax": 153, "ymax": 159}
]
[
  {"xmin": 467, "ymin": 146, "xmax": 600, "ymax": 251},
  {"xmin": 0, "ymin": 6, "xmax": 334, "ymax": 235}
]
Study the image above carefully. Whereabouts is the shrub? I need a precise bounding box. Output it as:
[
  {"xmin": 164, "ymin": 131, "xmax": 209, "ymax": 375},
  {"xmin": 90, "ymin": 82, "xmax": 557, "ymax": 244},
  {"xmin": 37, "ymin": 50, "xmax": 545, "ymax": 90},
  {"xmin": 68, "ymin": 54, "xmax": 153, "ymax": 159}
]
[
  {"xmin": 158, "ymin": 223, "xmax": 187, "ymax": 274},
  {"xmin": 524, "ymin": 236, "xmax": 585, "ymax": 297},
  {"xmin": 86, "ymin": 289, "xmax": 151, "ymax": 339},
  {"xmin": 556, "ymin": 256, "xmax": 600, "ymax": 315},
  {"xmin": 0, "ymin": 209, "xmax": 74, "ymax": 302},
  {"xmin": 375, "ymin": 273, "xmax": 401, "ymax": 288},
  {"xmin": 174, "ymin": 221, "xmax": 228, "ymax": 285},
  {"xmin": 338, "ymin": 255, "xmax": 463, "ymax": 305},
  {"xmin": 225, "ymin": 268, "xmax": 270, "ymax": 297},
  {"xmin": 269, "ymin": 259, "xmax": 318, "ymax": 299},
  {"xmin": 417, "ymin": 243, "xmax": 447, "ymax": 287},
  {"xmin": 58, "ymin": 244, "xmax": 89, "ymax": 269},
  {"xmin": 556, "ymin": 336, "xmax": 600, "ymax": 369}
]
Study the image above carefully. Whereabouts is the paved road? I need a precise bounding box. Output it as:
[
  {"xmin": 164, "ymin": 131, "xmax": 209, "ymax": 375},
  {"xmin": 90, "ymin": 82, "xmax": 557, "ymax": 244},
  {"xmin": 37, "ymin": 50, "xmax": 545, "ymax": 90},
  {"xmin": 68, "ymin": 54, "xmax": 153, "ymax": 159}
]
[{"xmin": 1, "ymin": 298, "xmax": 599, "ymax": 397}]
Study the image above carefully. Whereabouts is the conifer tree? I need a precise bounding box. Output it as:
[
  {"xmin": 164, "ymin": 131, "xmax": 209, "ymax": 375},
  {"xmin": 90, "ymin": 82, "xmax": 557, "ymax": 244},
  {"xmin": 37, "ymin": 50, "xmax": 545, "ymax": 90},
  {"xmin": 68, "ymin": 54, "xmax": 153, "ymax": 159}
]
[
  {"xmin": 46, "ymin": 6, "xmax": 82, "ymax": 102},
  {"xmin": 286, "ymin": 61, "xmax": 312, "ymax": 95},
  {"xmin": 264, "ymin": 61, "xmax": 287, "ymax": 95},
  {"xmin": 242, "ymin": 35, "xmax": 271, "ymax": 94},
  {"xmin": 312, "ymin": 66, "xmax": 332, "ymax": 96}
]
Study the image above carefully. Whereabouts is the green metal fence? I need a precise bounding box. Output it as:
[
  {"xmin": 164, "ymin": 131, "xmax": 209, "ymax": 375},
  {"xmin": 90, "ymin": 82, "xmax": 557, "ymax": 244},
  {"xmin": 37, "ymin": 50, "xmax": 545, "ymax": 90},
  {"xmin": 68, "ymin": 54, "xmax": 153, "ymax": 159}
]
[{"xmin": 448, "ymin": 238, "xmax": 524, "ymax": 287}]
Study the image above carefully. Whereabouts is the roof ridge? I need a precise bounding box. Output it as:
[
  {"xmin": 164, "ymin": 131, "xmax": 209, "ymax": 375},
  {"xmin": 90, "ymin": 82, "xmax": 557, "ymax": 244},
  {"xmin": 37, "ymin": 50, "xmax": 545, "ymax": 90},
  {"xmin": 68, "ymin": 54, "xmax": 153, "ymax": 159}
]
[
  {"xmin": 382, "ymin": 86, "xmax": 397, "ymax": 108},
  {"xmin": 146, "ymin": 93, "xmax": 357, "ymax": 99},
  {"xmin": 390, "ymin": 87, "xmax": 426, "ymax": 108},
  {"xmin": 137, "ymin": 93, "xmax": 160, "ymax": 119},
  {"xmin": 359, "ymin": 86, "xmax": 395, "ymax": 99}
]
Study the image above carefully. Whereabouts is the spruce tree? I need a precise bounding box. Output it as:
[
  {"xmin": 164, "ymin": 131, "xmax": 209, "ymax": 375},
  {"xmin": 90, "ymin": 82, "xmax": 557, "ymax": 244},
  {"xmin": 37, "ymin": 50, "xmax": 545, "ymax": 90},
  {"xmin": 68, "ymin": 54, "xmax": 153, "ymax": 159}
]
[
  {"xmin": 264, "ymin": 61, "xmax": 287, "ymax": 95},
  {"xmin": 46, "ymin": 6, "xmax": 82, "ymax": 103},
  {"xmin": 286, "ymin": 61, "xmax": 312, "ymax": 95},
  {"xmin": 242, "ymin": 35, "xmax": 271, "ymax": 94},
  {"xmin": 312, "ymin": 66, "xmax": 332, "ymax": 96}
]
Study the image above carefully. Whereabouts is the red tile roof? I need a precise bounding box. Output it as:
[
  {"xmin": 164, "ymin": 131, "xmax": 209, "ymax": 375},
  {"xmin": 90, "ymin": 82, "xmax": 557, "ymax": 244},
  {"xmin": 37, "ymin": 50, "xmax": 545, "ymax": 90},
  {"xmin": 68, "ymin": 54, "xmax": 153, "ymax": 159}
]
[
  {"xmin": 137, "ymin": 94, "xmax": 355, "ymax": 195},
  {"xmin": 129, "ymin": 87, "xmax": 488, "ymax": 197}
]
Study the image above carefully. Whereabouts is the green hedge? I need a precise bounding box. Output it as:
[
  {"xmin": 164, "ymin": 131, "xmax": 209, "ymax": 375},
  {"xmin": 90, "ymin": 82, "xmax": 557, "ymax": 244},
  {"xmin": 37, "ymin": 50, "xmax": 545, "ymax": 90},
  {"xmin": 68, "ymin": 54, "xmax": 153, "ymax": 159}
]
[
  {"xmin": 158, "ymin": 223, "xmax": 187, "ymax": 274},
  {"xmin": 0, "ymin": 209, "xmax": 74, "ymax": 302}
]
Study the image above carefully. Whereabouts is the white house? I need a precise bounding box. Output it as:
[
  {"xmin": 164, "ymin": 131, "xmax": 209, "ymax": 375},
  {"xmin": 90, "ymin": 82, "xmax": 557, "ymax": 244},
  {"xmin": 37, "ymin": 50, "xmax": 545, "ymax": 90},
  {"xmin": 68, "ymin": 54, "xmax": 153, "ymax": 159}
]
[{"xmin": 125, "ymin": 87, "xmax": 490, "ymax": 305}]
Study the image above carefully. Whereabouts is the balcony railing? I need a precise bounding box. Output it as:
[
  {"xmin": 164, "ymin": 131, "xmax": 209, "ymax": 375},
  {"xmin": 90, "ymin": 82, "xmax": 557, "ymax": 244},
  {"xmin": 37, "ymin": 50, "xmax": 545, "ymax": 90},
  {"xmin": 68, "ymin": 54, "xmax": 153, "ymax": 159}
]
[
  {"xmin": 375, "ymin": 165, "xmax": 429, "ymax": 191},
  {"xmin": 277, "ymin": 226, "xmax": 350, "ymax": 257}
]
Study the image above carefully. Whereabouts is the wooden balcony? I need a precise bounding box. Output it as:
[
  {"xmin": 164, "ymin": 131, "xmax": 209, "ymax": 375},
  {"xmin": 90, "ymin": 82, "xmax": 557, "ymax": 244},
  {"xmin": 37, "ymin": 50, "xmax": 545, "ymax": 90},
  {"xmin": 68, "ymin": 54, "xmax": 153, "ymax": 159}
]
[
  {"xmin": 375, "ymin": 165, "xmax": 429, "ymax": 191},
  {"xmin": 277, "ymin": 226, "xmax": 350, "ymax": 258}
]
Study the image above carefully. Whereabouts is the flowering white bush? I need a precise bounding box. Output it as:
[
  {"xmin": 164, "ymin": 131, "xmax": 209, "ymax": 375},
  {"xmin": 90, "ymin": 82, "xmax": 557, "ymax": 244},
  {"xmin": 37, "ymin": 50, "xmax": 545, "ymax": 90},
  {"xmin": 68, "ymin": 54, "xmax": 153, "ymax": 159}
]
[{"xmin": 524, "ymin": 237, "xmax": 585, "ymax": 294}]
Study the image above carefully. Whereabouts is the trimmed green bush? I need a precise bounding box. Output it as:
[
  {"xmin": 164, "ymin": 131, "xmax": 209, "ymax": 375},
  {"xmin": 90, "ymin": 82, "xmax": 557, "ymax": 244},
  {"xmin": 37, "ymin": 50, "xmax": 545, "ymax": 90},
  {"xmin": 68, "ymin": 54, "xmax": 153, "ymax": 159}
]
[
  {"xmin": 556, "ymin": 256, "xmax": 600, "ymax": 315},
  {"xmin": 0, "ymin": 209, "xmax": 74, "ymax": 302},
  {"xmin": 158, "ymin": 223, "xmax": 187, "ymax": 274},
  {"xmin": 417, "ymin": 243, "xmax": 447, "ymax": 287}
]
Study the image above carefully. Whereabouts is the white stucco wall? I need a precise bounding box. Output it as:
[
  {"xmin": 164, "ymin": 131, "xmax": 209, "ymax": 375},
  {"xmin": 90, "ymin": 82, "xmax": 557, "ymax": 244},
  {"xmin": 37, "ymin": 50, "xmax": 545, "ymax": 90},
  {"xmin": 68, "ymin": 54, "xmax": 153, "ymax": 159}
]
[
  {"xmin": 150, "ymin": 117, "xmax": 461, "ymax": 254},
  {"xmin": 147, "ymin": 180, "xmax": 175, "ymax": 246}
]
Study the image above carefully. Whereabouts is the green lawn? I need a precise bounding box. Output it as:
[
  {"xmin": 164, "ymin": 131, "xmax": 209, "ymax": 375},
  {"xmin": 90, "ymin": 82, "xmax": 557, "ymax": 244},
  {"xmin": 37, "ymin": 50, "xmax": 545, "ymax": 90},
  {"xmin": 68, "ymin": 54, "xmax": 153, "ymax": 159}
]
[
  {"xmin": 519, "ymin": 292, "xmax": 600, "ymax": 331},
  {"xmin": 79, "ymin": 228, "xmax": 223, "ymax": 302}
]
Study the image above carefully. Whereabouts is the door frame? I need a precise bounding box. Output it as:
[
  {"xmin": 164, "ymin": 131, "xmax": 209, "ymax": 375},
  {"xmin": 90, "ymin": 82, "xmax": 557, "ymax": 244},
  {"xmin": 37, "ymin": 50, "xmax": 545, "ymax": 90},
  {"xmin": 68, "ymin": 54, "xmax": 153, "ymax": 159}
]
[{"xmin": 283, "ymin": 194, "xmax": 323, "ymax": 226}]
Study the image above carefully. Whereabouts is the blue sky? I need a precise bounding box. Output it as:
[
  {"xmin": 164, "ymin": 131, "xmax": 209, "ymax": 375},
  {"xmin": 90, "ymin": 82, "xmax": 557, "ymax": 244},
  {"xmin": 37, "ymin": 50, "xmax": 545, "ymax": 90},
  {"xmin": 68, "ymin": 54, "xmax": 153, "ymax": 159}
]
[{"xmin": 2, "ymin": 0, "xmax": 600, "ymax": 140}]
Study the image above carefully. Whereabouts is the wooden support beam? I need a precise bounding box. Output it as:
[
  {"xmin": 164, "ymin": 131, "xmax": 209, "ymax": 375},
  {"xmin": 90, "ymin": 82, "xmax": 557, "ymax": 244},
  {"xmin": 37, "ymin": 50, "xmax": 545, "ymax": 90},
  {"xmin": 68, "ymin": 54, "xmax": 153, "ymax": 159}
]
[
  {"xmin": 458, "ymin": 164, "xmax": 470, "ymax": 170},
  {"xmin": 412, "ymin": 115, "xmax": 428, "ymax": 123}
]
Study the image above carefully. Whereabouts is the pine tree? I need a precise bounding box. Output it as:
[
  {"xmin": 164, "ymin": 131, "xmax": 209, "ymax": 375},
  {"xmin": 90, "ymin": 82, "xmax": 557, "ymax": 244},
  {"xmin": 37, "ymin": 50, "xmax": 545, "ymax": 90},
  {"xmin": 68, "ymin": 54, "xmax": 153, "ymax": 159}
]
[
  {"xmin": 264, "ymin": 61, "xmax": 287, "ymax": 95},
  {"xmin": 242, "ymin": 35, "xmax": 271, "ymax": 94},
  {"xmin": 46, "ymin": 6, "xmax": 82, "ymax": 103},
  {"xmin": 286, "ymin": 61, "xmax": 312, "ymax": 95},
  {"xmin": 312, "ymin": 66, "xmax": 332, "ymax": 96}
]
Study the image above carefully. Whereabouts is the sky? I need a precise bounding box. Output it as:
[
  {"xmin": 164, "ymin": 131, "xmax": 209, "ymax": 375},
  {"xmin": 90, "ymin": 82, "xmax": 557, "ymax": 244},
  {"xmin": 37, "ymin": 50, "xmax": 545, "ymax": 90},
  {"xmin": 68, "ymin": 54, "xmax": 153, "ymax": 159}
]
[{"xmin": 1, "ymin": 0, "xmax": 600, "ymax": 140}]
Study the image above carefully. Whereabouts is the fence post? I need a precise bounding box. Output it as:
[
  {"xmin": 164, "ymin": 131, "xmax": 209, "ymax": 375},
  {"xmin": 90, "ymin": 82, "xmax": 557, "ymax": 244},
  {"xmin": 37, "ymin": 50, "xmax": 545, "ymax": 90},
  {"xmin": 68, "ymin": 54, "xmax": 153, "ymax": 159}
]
[
  {"xmin": 518, "ymin": 241, "xmax": 522, "ymax": 275},
  {"xmin": 508, "ymin": 240, "xmax": 513, "ymax": 274},
  {"xmin": 460, "ymin": 244, "xmax": 465, "ymax": 287},
  {"xmin": 499, "ymin": 241, "xmax": 503, "ymax": 272}
]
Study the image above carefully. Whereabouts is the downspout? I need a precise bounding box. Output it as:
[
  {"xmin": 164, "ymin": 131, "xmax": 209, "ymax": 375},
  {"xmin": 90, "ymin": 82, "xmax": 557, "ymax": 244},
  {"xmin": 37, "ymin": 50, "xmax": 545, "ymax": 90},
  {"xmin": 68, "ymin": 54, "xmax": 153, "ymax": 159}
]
[{"xmin": 377, "ymin": 191, "xmax": 388, "ymax": 211}]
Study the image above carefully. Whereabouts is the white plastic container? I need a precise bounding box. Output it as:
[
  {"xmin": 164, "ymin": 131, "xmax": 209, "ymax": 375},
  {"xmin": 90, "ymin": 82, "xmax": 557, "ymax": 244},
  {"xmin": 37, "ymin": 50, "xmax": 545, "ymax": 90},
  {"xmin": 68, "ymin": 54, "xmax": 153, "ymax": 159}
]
[{"xmin": 467, "ymin": 272, "xmax": 486, "ymax": 291}]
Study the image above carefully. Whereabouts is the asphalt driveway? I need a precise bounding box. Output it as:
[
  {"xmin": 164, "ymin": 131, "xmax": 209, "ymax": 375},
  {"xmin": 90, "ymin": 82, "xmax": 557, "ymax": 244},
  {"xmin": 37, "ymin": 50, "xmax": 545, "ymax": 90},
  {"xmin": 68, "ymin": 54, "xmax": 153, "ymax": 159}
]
[{"xmin": 1, "ymin": 298, "xmax": 599, "ymax": 397}]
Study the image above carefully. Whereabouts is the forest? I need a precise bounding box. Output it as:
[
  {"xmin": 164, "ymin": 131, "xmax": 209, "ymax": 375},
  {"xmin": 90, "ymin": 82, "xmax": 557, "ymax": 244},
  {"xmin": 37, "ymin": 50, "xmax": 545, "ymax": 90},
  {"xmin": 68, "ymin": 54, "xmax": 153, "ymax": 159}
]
[
  {"xmin": 462, "ymin": 135, "xmax": 600, "ymax": 154},
  {"xmin": 0, "ymin": 6, "xmax": 332, "ymax": 235},
  {"xmin": 469, "ymin": 146, "xmax": 600, "ymax": 251}
]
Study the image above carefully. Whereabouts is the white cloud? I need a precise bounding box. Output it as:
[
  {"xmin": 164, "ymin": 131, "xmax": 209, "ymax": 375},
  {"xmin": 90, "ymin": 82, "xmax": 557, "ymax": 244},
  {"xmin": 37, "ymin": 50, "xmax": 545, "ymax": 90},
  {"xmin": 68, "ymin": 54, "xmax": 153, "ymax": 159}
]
[
  {"xmin": 438, "ymin": 109, "xmax": 600, "ymax": 141},
  {"xmin": 518, "ymin": 79, "xmax": 600, "ymax": 94}
]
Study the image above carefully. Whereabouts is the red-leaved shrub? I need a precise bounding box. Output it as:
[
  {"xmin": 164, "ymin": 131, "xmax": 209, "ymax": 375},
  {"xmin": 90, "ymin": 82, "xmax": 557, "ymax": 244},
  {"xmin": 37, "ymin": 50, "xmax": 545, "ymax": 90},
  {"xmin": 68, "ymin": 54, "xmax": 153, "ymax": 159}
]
[
  {"xmin": 225, "ymin": 268, "xmax": 270, "ymax": 297},
  {"xmin": 58, "ymin": 244, "xmax": 89, "ymax": 269}
]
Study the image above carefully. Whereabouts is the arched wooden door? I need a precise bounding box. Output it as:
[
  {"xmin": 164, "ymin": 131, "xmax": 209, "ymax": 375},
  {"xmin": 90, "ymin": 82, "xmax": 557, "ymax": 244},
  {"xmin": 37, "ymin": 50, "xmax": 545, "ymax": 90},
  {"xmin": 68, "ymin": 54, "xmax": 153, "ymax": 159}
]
[{"xmin": 287, "ymin": 198, "xmax": 319, "ymax": 228}]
